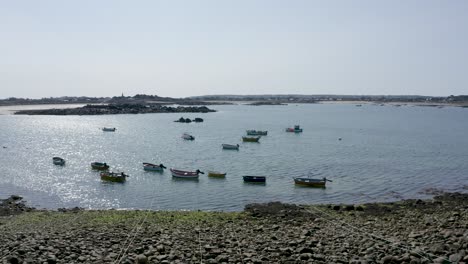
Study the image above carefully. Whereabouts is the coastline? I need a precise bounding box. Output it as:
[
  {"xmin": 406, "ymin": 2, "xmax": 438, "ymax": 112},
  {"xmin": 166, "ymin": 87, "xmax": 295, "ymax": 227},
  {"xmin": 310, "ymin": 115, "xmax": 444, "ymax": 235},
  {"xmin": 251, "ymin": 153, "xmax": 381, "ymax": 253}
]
[
  {"xmin": 1, "ymin": 100, "xmax": 466, "ymax": 116},
  {"xmin": 1, "ymin": 193, "xmax": 466, "ymax": 263},
  {"xmin": 0, "ymin": 104, "xmax": 88, "ymax": 115}
]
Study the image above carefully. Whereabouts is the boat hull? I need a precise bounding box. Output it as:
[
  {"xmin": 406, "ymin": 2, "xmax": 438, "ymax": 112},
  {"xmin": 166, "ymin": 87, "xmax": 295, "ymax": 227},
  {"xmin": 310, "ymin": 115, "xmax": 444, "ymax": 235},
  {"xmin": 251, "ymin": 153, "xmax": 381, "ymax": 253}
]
[
  {"xmin": 91, "ymin": 162, "xmax": 109, "ymax": 170},
  {"xmin": 100, "ymin": 172, "xmax": 126, "ymax": 183},
  {"xmin": 246, "ymin": 130, "xmax": 268, "ymax": 136},
  {"xmin": 222, "ymin": 144, "xmax": 239, "ymax": 150},
  {"xmin": 208, "ymin": 171, "xmax": 226, "ymax": 177},
  {"xmin": 143, "ymin": 166, "xmax": 164, "ymax": 172},
  {"xmin": 294, "ymin": 178, "xmax": 326, "ymax": 187},
  {"xmin": 52, "ymin": 157, "xmax": 65, "ymax": 166},
  {"xmin": 182, "ymin": 134, "xmax": 195, "ymax": 140},
  {"xmin": 243, "ymin": 176, "xmax": 266, "ymax": 183},
  {"xmin": 102, "ymin": 128, "xmax": 116, "ymax": 132},
  {"xmin": 170, "ymin": 168, "xmax": 200, "ymax": 178},
  {"xmin": 143, "ymin": 163, "xmax": 165, "ymax": 172},
  {"xmin": 242, "ymin": 137, "xmax": 260, "ymax": 142},
  {"xmin": 286, "ymin": 125, "xmax": 303, "ymax": 133}
]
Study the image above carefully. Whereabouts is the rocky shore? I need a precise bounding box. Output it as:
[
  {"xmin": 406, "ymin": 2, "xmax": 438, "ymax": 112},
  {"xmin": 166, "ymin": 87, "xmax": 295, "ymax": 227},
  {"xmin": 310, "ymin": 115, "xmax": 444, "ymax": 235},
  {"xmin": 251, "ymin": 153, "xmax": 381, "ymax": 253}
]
[
  {"xmin": 13, "ymin": 104, "xmax": 215, "ymax": 115},
  {"xmin": 1, "ymin": 193, "xmax": 467, "ymax": 263}
]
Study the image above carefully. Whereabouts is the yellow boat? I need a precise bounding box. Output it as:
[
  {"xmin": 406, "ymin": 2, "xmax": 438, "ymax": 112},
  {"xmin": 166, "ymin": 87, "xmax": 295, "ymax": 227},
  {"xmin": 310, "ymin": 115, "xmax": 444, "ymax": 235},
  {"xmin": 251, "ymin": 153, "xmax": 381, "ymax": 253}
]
[
  {"xmin": 208, "ymin": 171, "xmax": 227, "ymax": 177},
  {"xmin": 242, "ymin": 136, "xmax": 260, "ymax": 142}
]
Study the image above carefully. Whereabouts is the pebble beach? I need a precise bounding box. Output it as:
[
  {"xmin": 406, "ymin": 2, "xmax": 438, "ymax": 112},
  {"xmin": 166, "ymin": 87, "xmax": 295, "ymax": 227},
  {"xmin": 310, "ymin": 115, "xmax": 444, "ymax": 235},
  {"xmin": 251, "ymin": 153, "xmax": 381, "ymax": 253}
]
[{"xmin": 1, "ymin": 192, "xmax": 467, "ymax": 264}]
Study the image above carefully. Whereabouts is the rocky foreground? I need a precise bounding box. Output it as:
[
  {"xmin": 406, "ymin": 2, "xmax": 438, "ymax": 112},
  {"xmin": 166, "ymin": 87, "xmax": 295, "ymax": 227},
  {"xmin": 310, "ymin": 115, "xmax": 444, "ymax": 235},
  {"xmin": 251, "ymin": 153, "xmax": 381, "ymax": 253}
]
[
  {"xmin": 0, "ymin": 193, "xmax": 467, "ymax": 264},
  {"xmin": 14, "ymin": 104, "xmax": 215, "ymax": 115}
]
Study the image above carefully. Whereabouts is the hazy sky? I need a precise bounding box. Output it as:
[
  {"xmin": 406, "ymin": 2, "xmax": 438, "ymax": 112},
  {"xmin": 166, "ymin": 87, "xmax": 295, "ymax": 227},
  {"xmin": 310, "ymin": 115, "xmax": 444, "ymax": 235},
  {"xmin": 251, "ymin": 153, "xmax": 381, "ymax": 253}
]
[{"xmin": 1, "ymin": 0, "xmax": 467, "ymax": 98}]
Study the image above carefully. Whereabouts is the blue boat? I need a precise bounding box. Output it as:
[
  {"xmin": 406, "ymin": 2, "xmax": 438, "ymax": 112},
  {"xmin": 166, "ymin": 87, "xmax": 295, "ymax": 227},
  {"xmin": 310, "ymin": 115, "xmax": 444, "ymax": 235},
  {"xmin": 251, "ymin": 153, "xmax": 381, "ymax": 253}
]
[{"xmin": 243, "ymin": 176, "xmax": 266, "ymax": 183}]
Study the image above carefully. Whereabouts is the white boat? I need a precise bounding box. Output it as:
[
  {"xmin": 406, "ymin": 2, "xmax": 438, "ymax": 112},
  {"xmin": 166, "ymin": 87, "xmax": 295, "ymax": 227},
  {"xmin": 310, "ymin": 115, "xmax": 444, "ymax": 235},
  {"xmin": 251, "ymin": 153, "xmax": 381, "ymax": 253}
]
[
  {"xmin": 170, "ymin": 168, "xmax": 203, "ymax": 178},
  {"xmin": 222, "ymin": 144, "xmax": 239, "ymax": 150},
  {"xmin": 182, "ymin": 133, "xmax": 195, "ymax": 140},
  {"xmin": 102, "ymin": 127, "xmax": 116, "ymax": 132},
  {"xmin": 52, "ymin": 157, "xmax": 65, "ymax": 166},
  {"xmin": 143, "ymin": 162, "xmax": 166, "ymax": 172}
]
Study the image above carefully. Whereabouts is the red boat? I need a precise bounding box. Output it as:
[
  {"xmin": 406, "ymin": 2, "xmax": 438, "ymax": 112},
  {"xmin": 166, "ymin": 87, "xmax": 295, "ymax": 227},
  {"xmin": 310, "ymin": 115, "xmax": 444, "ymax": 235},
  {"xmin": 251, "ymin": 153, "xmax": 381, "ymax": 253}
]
[{"xmin": 170, "ymin": 168, "xmax": 204, "ymax": 178}]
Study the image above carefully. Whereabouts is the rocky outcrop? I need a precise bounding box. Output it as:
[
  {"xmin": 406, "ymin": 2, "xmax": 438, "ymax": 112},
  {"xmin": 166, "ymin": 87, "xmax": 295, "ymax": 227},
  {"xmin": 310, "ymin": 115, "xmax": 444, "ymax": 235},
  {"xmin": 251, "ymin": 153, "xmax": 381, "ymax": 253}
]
[
  {"xmin": 14, "ymin": 104, "xmax": 216, "ymax": 115},
  {"xmin": 0, "ymin": 195, "xmax": 35, "ymax": 216}
]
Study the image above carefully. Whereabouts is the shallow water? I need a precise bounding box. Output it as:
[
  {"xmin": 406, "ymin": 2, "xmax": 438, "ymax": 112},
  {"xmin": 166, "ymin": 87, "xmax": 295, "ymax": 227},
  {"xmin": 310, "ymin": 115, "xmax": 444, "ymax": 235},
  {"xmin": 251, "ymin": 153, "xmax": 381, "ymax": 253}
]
[{"xmin": 0, "ymin": 103, "xmax": 467, "ymax": 211}]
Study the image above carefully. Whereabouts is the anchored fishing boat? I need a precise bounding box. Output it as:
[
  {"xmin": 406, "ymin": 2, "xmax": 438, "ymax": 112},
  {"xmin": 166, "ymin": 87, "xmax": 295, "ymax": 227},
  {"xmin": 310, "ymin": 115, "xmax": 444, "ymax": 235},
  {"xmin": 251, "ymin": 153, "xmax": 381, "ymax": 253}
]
[
  {"xmin": 242, "ymin": 136, "xmax": 260, "ymax": 142},
  {"xmin": 91, "ymin": 162, "xmax": 109, "ymax": 170},
  {"xmin": 285, "ymin": 125, "xmax": 303, "ymax": 133},
  {"xmin": 294, "ymin": 177, "xmax": 331, "ymax": 187},
  {"xmin": 102, "ymin": 127, "xmax": 116, "ymax": 132},
  {"xmin": 243, "ymin": 176, "xmax": 266, "ymax": 183},
  {"xmin": 246, "ymin": 130, "xmax": 268, "ymax": 136},
  {"xmin": 170, "ymin": 168, "xmax": 204, "ymax": 179},
  {"xmin": 100, "ymin": 171, "xmax": 127, "ymax": 183},
  {"xmin": 52, "ymin": 157, "xmax": 65, "ymax": 166},
  {"xmin": 222, "ymin": 144, "xmax": 239, "ymax": 150},
  {"xmin": 182, "ymin": 133, "xmax": 195, "ymax": 140},
  {"xmin": 208, "ymin": 171, "xmax": 227, "ymax": 178},
  {"xmin": 143, "ymin": 163, "xmax": 166, "ymax": 172}
]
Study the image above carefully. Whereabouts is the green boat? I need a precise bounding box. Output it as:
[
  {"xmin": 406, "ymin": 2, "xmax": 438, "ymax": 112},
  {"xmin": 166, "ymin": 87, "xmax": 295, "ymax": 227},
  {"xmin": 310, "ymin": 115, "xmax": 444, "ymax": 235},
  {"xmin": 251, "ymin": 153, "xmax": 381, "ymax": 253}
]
[{"xmin": 100, "ymin": 171, "xmax": 127, "ymax": 183}]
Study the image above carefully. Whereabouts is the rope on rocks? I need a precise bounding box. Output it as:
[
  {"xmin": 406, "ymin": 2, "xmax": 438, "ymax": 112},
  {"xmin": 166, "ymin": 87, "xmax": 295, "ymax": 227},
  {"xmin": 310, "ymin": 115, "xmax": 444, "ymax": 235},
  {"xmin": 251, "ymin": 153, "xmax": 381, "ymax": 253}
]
[
  {"xmin": 114, "ymin": 193, "xmax": 159, "ymax": 264},
  {"xmin": 304, "ymin": 205, "xmax": 451, "ymax": 263},
  {"xmin": 113, "ymin": 154, "xmax": 161, "ymax": 264},
  {"xmin": 0, "ymin": 211, "xmax": 84, "ymax": 261}
]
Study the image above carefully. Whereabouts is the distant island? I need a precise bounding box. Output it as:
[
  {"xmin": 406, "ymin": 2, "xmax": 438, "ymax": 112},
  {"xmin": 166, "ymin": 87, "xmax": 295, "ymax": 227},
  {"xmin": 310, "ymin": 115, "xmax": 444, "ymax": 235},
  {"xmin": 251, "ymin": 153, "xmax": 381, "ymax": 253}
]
[
  {"xmin": 14, "ymin": 103, "xmax": 215, "ymax": 115},
  {"xmin": 2, "ymin": 94, "xmax": 468, "ymax": 109}
]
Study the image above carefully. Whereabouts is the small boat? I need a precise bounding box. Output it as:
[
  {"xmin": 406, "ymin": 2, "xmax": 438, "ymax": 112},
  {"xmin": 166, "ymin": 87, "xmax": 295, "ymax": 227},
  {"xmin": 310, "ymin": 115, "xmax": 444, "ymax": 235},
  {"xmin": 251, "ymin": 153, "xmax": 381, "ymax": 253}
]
[
  {"xmin": 246, "ymin": 130, "xmax": 268, "ymax": 136},
  {"xmin": 52, "ymin": 157, "xmax": 65, "ymax": 166},
  {"xmin": 243, "ymin": 176, "xmax": 266, "ymax": 183},
  {"xmin": 170, "ymin": 168, "xmax": 204, "ymax": 178},
  {"xmin": 294, "ymin": 177, "xmax": 331, "ymax": 188},
  {"xmin": 285, "ymin": 125, "xmax": 303, "ymax": 133},
  {"xmin": 102, "ymin": 127, "xmax": 116, "ymax": 132},
  {"xmin": 91, "ymin": 162, "xmax": 109, "ymax": 170},
  {"xmin": 208, "ymin": 171, "xmax": 227, "ymax": 177},
  {"xmin": 182, "ymin": 133, "xmax": 195, "ymax": 140},
  {"xmin": 100, "ymin": 171, "xmax": 127, "ymax": 183},
  {"xmin": 222, "ymin": 144, "xmax": 239, "ymax": 150},
  {"xmin": 242, "ymin": 136, "xmax": 260, "ymax": 142},
  {"xmin": 143, "ymin": 162, "xmax": 167, "ymax": 172},
  {"xmin": 355, "ymin": 104, "xmax": 362, "ymax": 107}
]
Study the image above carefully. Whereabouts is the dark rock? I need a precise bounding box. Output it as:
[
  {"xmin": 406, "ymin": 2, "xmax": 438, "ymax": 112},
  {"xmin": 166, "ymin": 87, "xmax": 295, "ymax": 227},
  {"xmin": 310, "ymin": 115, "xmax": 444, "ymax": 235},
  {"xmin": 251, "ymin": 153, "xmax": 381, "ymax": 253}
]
[
  {"xmin": 299, "ymin": 253, "xmax": 312, "ymax": 260},
  {"xmin": 298, "ymin": 247, "xmax": 314, "ymax": 254},
  {"xmin": 135, "ymin": 254, "xmax": 148, "ymax": 264},
  {"xmin": 7, "ymin": 256, "xmax": 20, "ymax": 264}
]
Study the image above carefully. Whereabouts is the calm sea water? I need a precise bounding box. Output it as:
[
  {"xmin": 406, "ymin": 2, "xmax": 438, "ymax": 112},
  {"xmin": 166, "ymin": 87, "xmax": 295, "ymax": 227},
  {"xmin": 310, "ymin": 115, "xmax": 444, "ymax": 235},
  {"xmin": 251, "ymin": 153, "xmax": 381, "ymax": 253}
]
[{"xmin": 0, "ymin": 104, "xmax": 467, "ymax": 211}]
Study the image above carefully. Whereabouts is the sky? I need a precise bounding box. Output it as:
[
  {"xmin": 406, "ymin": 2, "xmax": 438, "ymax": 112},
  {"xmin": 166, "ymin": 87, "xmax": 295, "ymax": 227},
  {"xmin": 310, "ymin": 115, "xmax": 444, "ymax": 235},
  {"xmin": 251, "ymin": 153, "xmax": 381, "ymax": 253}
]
[{"xmin": 1, "ymin": 0, "xmax": 467, "ymax": 99}]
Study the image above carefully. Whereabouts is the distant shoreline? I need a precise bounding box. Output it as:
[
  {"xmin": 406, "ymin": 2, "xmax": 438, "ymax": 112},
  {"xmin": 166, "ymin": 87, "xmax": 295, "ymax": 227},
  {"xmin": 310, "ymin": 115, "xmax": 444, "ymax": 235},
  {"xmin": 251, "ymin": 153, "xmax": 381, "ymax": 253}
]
[{"xmin": 1, "ymin": 100, "xmax": 466, "ymax": 115}]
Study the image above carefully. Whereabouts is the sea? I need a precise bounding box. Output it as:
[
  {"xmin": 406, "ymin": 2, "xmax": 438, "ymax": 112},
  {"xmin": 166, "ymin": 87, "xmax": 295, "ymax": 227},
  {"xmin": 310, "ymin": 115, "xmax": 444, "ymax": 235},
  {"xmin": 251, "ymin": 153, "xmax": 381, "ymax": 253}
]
[{"xmin": 0, "ymin": 103, "xmax": 467, "ymax": 211}]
